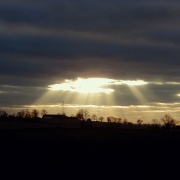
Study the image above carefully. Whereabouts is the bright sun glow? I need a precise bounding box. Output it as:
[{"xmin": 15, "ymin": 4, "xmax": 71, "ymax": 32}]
[
  {"xmin": 119, "ymin": 80, "xmax": 148, "ymax": 86},
  {"xmin": 48, "ymin": 78, "xmax": 148, "ymax": 94},
  {"xmin": 49, "ymin": 78, "xmax": 114, "ymax": 94}
]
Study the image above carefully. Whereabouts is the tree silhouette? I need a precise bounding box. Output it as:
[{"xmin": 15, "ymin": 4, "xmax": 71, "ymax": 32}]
[
  {"xmin": 31, "ymin": 109, "xmax": 39, "ymax": 118},
  {"xmin": 152, "ymin": 118, "xmax": 160, "ymax": 125},
  {"xmin": 16, "ymin": 109, "xmax": 26, "ymax": 118},
  {"xmin": 106, "ymin": 116, "xmax": 123, "ymax": 123},
  {"xmin": 24, "ymin": 109, "xmax": 31, "ymax": 118},
  {"xmin": 107, "ymin": 117, "xmax": 111, "ymax": 123},
  {"xmin": 16, "ymin": 109, "xmax": 39, "ymax": 119},
  {"xmin": 76, "ymin": 109, "xmax": 89, "ymax": 121},
  {"xmin": 161, "ymin": 114, "xmax": 176, "ymax": 130},
  {"xmin": 123, "ymin": 119, "xmax": 128, "ymax": 124},
  {"xmin": 137, "ymin": 119, "xmax": 143, "ymax": 125},
  {"xmin": 99, "ymin": 116, "xmax": 104, "ymax": 122},
  {"xmin": 41, "ymin": 109, "xmax": 48, "ymax": 117},
  {"xmin": 151, "ymin": 118, "xmax": 161, "ymax": 131},
  {"xmin": 0, "ymin": 111, "xmax": 8, "ymax": 118},
  {"xmin": 92, "ymin": 114, "xmax": 97, "ymax": 121}
]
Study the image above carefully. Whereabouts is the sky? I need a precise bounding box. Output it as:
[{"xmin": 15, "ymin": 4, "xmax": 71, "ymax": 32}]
[{"xmin": 0, "ymin": 0, "xmax": 180, "ymax": 123}]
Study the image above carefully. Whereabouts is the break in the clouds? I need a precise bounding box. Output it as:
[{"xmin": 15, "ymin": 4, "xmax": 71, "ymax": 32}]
[
  {"xmin": 48, "ymin": 78, "xmax": 147, "ymax": 93},
  {"xmin": 0, "ymin": 0, "xmax": 180, "ymax": 122}
]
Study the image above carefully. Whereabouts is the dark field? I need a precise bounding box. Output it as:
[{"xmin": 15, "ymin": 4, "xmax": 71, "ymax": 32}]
[{"xmin": 0, "ymin": 121, "xmax": 180, "ymax": 179}]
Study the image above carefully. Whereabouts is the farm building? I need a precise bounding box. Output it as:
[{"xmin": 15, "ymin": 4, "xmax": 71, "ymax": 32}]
[{"xmin": 42, "ymin": 114, "xmax": 81, "ymax": 128}]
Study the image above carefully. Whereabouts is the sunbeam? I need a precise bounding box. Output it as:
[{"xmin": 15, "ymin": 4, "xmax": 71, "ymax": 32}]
[{"xmin": 30, "ymin": 77, "xmax": 179, "ymax": 123}]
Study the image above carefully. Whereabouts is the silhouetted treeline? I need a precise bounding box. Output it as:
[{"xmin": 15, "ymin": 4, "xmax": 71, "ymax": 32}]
[
  {"xmin": 0, "ymin": 109, "xmax": 47, "ymax": 119},
  {"xmin": 0, "ymin": 108, "xmax": 178, "ymax": 131}
]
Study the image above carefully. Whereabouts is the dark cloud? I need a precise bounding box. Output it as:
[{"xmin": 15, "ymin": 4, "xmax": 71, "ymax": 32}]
[
  {"xmin": 0, "ymin": 33, "xmax": 179, "ymax": 82},
  {"xmin": 0, "ymin": 0, "xmax": 180, "ymax": 33},
  {"xmin": 147, "ymin": 29, "xmax": 180, "ymax": 45}
]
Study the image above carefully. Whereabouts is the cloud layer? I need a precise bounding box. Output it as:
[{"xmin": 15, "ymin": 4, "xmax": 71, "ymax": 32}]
[{"xmin": 0, "ymin": 0, "xmax": 180, "ymax": 121}]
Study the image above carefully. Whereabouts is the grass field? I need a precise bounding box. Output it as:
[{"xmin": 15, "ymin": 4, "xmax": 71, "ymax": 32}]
[{"xmin": 0, "ymin": 119, "xmax": 180, "ymax": 179}]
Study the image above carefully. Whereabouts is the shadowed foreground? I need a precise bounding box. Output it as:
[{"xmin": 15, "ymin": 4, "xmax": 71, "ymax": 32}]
[{"xmin": 0, "ymin": 126, "xmax": 180, "ymax": 179}]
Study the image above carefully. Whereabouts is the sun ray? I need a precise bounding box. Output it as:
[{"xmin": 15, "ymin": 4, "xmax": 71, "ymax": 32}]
[{"xmin": 33, "ymin": 77, "xmax": 155, "ymax": 122}]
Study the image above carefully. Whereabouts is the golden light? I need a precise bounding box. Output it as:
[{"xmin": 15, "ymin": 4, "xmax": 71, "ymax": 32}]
[
  {"xmin": 33, "ymin": 77, "xmax": 151, "ymax": 122},
  {"xmin": 122, "ymin": 80, "xmax": 148, "ymax": 86},
  {"xmin": 114, "ymin": 80, "xmax": 148, "ymax": 86},
  {"xmin": 49, "ymin": 78, "xmax": 114, "ymax": 94},
  {"xmin": 48, "ymin": 78, "xmax": 148, "ymax": 94}
]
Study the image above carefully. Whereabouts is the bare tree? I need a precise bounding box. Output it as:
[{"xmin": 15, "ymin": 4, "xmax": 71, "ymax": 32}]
[
  {"xmin": 0, "ymin": 111, "xmax": 8, "ymax": 118},
  {"xmin": 76, "ymin": 109, "xmax": 89, "ymax": 121},
  {"xmin": 16, "ymin": 109, "xmax": 26, "ymax": 118},
  {"xmin": 123, "ymin": 119, "xmax": 128, "ymax": 124},
  {"xmin": 31, "ymin": 109, "xmax": 39, "ymax": 118},
  {"xmin": 24, "ymin": 109, "xmax": 31, "ymax": 118},
  {"xmin": 18, "ymin": 109, "xmax": 31, "ymax": 118},
  {"xmin": 151, "ymin": 118, "xmax": 161, "ymax": 131},
  {"xmin": 152, "ymin": 118, "xmax": 160, "ymax": 125},
  {"xmin": 137, "ymin": 119, "xmax": 143, "ymax": 125},
  {"xmin": 92, "ymin": 114, "xmax": 97, "ymax": 121},
  {"xmin": 99, "ymin": 116, "xmax": 104, "ymax": 122},
  {"xmin": 41, "ymin": 109, "xmax": 48, "ymax": 117},
  {"xmin": 161, "ymin": 114, "xmax": 176, "ymax": 130}
]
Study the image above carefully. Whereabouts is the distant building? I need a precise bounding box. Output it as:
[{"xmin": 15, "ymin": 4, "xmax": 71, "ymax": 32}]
[
  {"xmin": 42, "ymin": 114, "xmax": 81, "ymax": 128},
  {"xmin": 42, "ymin": 114, "xmax": 67, "ymax": 119}
]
